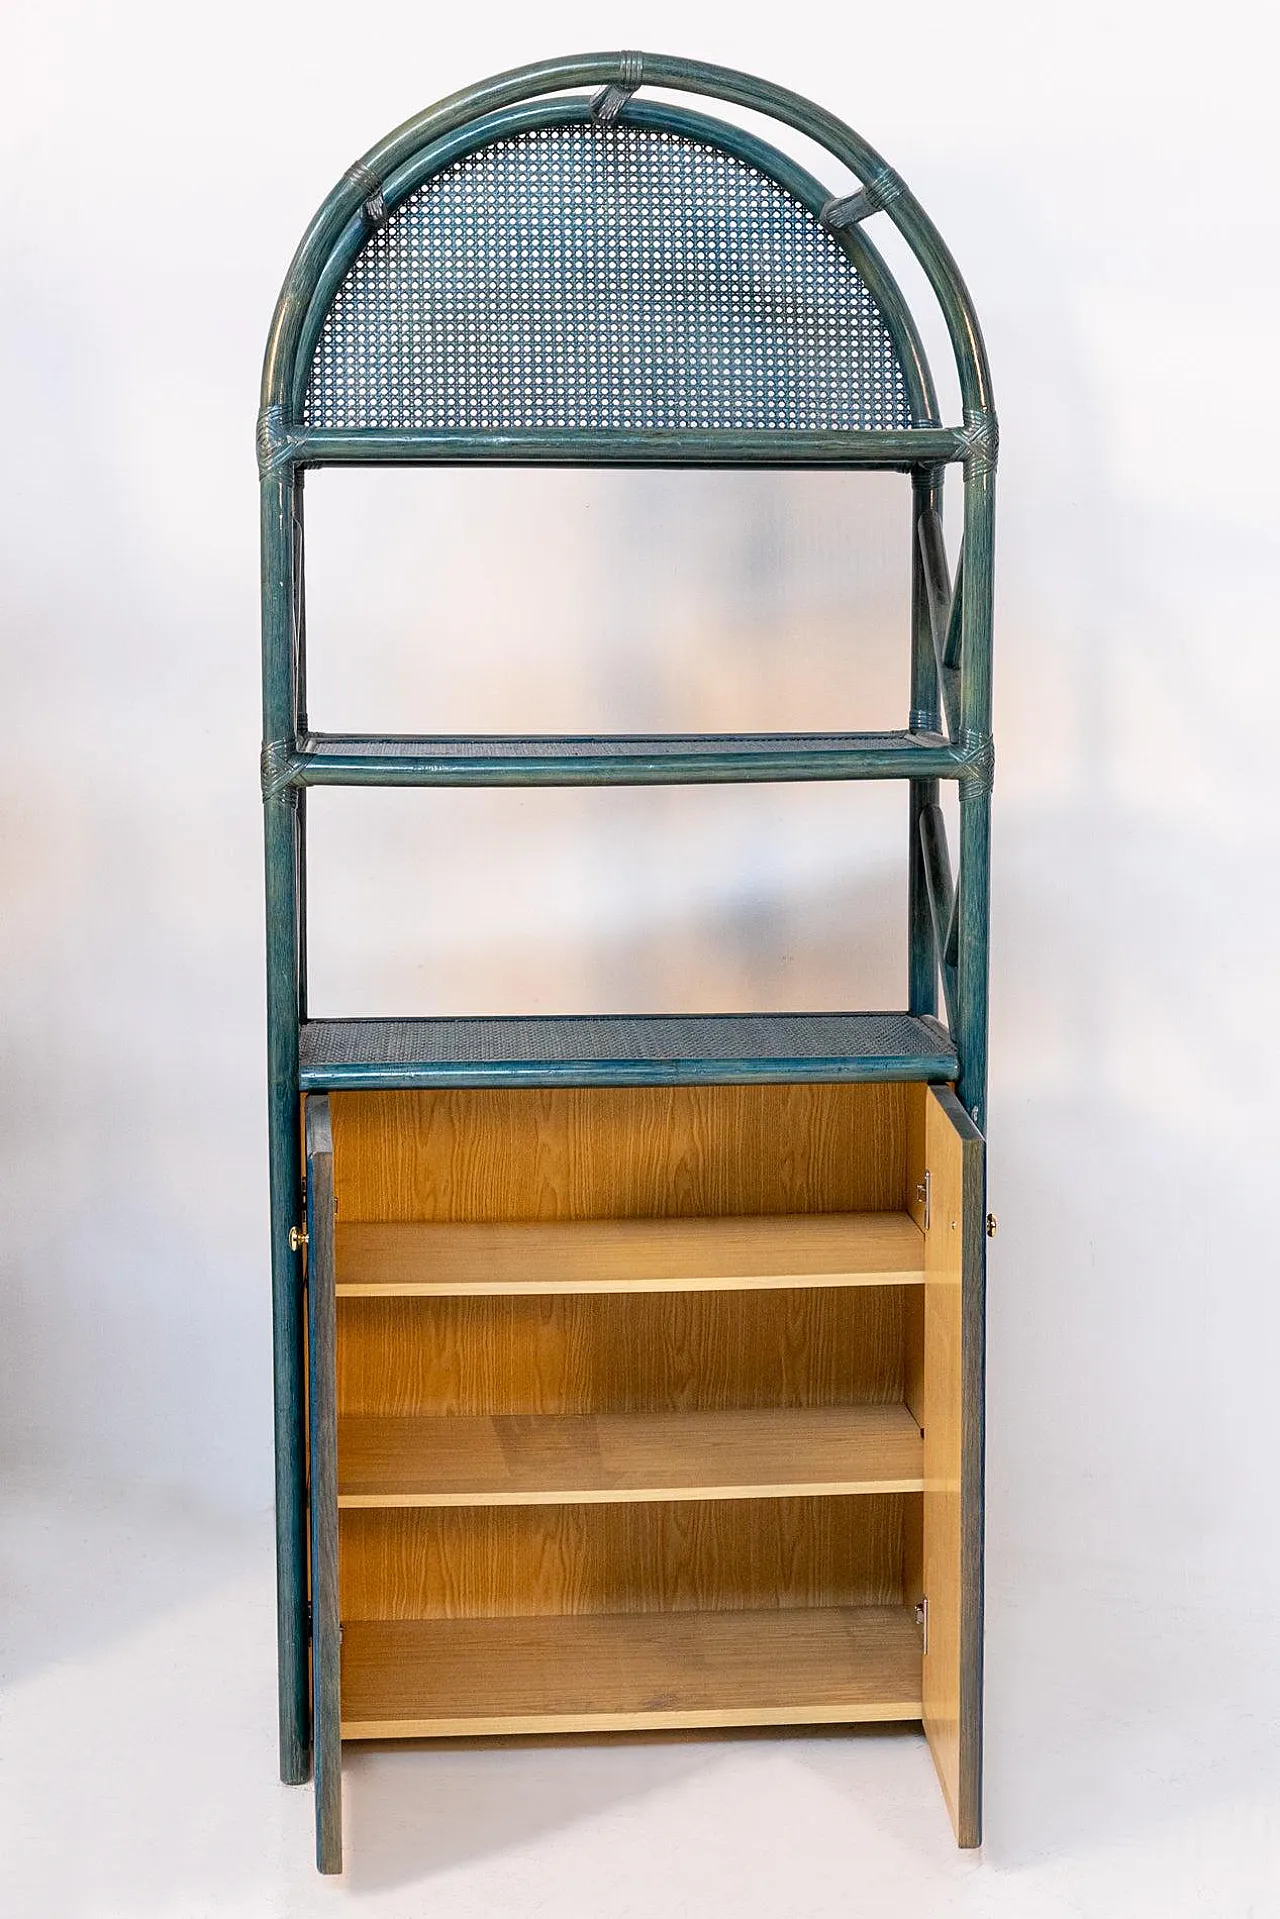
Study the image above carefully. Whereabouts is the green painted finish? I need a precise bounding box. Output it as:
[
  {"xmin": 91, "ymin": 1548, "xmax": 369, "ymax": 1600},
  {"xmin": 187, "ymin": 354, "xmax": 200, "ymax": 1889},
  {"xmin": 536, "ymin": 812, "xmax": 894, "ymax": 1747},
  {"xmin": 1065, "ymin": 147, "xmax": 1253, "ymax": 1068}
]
[
  {"xmin": 260, "ymin": 472, "xmax": 309, "ymax": 1787},
  {"xmin": 276, "ymin": 730, "xmax": 972, "ymax": 790},
  {"xmin": 919, "ymin": 803, "xmax": 959, "ymax": 1034},
  {"xmin": 296, "ymin": 1013, "xmax": 959, "ymax": 1092},
  {"xmin": 260, "ymin": 51, "xmax": 994, "ymax": 428},
  {"xmin": 908, "ymin": 468, "xmax": 944, "ymax": 1020},
  {"xmin": 279, "ymin": 427, "xmax": 969, "ymax": 470},
  {"xmin": 259, "ymin": 49, "xmax": 996, "ymax": 1861},
  {"xmin": 305, "ymin": 1098, "xmax": 342, "ymax": 1873},
  {"xmin": 287, "ymin": 95, "xmax": 939, "ymax": 432}
]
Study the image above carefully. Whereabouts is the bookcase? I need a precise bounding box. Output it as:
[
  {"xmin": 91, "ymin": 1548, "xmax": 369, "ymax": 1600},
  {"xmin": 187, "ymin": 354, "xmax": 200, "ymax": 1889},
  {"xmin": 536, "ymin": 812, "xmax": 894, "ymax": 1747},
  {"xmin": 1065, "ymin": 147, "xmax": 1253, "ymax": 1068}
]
[{"xmin": 259, "ymin": 52, "xmax": 995, "ymax": 1874}]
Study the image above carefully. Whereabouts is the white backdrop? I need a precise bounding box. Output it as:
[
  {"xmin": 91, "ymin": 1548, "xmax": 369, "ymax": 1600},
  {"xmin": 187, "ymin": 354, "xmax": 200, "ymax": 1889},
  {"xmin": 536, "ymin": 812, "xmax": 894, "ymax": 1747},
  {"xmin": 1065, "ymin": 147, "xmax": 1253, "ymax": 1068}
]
[{"xmin": 3, "ymin": 0, "xmax": 1278, "ymax": 1893}]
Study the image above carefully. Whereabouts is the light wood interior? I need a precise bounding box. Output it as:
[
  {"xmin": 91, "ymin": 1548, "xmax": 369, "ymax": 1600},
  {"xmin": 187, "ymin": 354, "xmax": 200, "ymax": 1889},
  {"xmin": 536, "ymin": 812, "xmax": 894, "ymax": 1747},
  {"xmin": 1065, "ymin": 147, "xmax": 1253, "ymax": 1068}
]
[
  {"xmin": 336, "ymin": 1211, "xmax": 924, "ymax": 1296},
  {"xmin": 336, "ymin": 1287, "xmax": 908, "ymax": 1415},
  {"xmin": 338, "ymin": 1405, "xmax": 924, "ymax": 1506},
  {"xmin": 920, "ymin": 1086, "xmax": 981, "ymax": 1844},
  {"xmin": 319, "ymin": 1080, "xmax": 969, "ymax": 1744},
  {"xmin": 339, "ymin": 1495, "xmax": 910, "ymax": 1618},
  {"xmin": 339, "ymin": 1604, "xmax": 921, "ymax": 1742},
  {"xmin": 341, "ymin": 1608, "xmax": 924, "ymax": 1738},
  {"xmin": 329, "ymin": 1083, "xmax": 909, "ymax": 1220}
]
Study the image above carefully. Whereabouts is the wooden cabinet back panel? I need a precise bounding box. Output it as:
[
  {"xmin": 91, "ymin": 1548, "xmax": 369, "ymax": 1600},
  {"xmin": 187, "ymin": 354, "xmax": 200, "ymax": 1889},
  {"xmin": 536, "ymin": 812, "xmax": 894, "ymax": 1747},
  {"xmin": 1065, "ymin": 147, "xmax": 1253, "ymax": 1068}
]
[
  {"xmin": 336, "ymin": 1287, "xmax": 907, "ymax": 1416},
  {"xmin": 330, "ymin": 1083, "xmax": 909, "ymax": 1221},
  {"xmin": 340, "ymin": 1493, "xmax": 913, "ymax": 1619}
]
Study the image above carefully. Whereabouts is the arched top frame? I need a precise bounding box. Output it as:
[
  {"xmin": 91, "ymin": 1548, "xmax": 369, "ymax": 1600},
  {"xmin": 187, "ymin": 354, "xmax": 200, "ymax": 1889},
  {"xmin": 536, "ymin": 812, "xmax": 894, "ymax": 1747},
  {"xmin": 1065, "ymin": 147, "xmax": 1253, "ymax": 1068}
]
[{"xmin": 259, "ymin": 51, "xmax": 996, "ymax": 472}]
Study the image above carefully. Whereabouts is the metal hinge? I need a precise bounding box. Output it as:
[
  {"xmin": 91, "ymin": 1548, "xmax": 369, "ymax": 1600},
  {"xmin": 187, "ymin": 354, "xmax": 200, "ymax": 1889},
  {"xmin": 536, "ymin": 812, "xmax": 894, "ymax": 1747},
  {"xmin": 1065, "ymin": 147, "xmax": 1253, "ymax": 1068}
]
[
  {"xmin": 915, "ymin": 1169, "xmax": 931, "ymax": 1232},
  {"xmin": 915, "ymin": 1596, "xmax": 929, "ymax": 1653}
]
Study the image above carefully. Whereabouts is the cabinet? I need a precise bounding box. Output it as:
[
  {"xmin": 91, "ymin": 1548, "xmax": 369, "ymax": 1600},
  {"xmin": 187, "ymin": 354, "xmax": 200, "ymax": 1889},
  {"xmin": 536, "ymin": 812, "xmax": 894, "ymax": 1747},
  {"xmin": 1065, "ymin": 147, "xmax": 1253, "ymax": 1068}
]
[{"xmin": 260, "ymin": 53, "xmax": 994, "ymax": 1874}]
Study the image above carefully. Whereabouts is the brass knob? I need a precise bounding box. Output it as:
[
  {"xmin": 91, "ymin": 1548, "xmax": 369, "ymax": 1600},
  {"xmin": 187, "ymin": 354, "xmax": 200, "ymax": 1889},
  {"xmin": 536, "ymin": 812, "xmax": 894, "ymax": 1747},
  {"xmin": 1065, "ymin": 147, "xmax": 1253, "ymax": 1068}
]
[
  {"xmin": 289, "ymin": 1225, "xmax": 308, "ymax": 1252},
  {"xmin": 986, "ymin": 1213, "xmax": 998, "ymax": 1238}
]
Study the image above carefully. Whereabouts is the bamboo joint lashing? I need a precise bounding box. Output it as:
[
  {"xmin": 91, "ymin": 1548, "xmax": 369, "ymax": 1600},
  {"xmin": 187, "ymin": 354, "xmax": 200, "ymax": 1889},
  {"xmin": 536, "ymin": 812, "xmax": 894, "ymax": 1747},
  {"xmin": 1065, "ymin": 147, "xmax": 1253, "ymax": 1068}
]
[
  {"xmin": 261, "ymin": 738, "xmax": 300, "ymax": 803},
  {"xmin": 344, "ymin": 160, "xmax": 388, "ymax": 227},
  {"xmin": 821, "ymin": 167, "xmax": 903, "ymax": 230},
  {"xmin": 956, "ymin": 732, "xmax": 995, "ymax": 797},
  {"xmin": 256, "ymin": 403, "xmax": 293, "ymax": 477},
  {"xmin": 591, "ymin": 50, "xmax": 644, "ymax": 123},
  {"xmin": 956, "ymin": 411, "xmax": 998, "ymax": 476}
]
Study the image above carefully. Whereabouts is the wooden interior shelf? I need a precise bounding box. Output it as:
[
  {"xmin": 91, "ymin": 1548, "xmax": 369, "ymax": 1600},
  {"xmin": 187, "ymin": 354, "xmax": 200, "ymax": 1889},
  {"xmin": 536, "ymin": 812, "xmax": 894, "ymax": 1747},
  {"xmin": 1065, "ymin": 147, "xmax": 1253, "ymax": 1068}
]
[
  {"xmin": 336, "ymin": 1211, "xmax": 925, "ymax": 1298},
  {"xmin": 337, "ymin": 1404, "xmax": 925, "ymax": 1507},
  {"xmin": 340, "ymin": 1606, "xmax": 924, "ymax": 1739}
]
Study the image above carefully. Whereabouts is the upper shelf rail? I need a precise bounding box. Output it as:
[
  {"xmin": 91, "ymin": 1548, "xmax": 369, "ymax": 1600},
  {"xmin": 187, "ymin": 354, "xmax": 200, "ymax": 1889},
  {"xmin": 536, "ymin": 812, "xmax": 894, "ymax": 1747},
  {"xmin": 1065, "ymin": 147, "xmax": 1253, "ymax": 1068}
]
[
  {"xmin": 261, "ymin": 425, "xmax": 976, "ymax": 474},
  {"xmin": 266, "ymin": 729, "xmax": 994, "ymax": 794}
]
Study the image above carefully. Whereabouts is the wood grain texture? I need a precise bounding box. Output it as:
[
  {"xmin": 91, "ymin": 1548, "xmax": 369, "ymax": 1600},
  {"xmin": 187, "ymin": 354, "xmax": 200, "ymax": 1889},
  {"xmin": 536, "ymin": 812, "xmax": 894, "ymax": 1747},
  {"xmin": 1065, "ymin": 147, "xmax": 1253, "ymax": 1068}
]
[
  {"xmin": 335, "ymin": 1211, "xmax": 924, "ymax": 1296},
  {"xmin": 339, "ymin": 1494, "xmax": 910, "ymax": 1620},
  {"xmin": 340, "ymin": 1606, "xmax": 923, "ymax": 1738},
  {"xmin": 903, "ymin": 1083, "xmax": 928, "ymax": 1428},
  {"xmin": 336, "ymin": 1287, "xmax": 906, "ymax": 1417},
  {"xmin": 329, "ymin": 1084, "xmax": 908, "ymax": 1223},
  {"xmin": 337, "ymin": 1405, "xmax": 924, "ymax": 1506},
  {"xmin": 921, "ymin": 1086, "xmax": 985, "ymax": 1848}
]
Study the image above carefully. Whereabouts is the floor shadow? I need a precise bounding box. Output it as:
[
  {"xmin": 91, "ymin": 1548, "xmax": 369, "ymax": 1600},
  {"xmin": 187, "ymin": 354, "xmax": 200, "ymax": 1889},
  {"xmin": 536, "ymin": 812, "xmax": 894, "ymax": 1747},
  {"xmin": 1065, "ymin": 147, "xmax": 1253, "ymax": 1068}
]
[{"xmin": 342, "ymin": 1723, "xmax": 929, "ymax": 1895}]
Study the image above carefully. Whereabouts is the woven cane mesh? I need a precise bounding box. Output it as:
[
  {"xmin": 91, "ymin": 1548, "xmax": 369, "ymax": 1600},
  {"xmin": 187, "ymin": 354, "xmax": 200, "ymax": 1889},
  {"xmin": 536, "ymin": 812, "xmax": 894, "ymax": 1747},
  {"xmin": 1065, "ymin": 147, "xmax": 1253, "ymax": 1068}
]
[
  {"xmin": 300, "ymin": 1014, "xmax": 955, "ymax": 1078},
  {"xmin": 303, "ymin": 122, "xmax": 913, "ymax": 433},
  {"xmin": 300, "ymin": 731, "xmax": 929, "ymax": 760}
]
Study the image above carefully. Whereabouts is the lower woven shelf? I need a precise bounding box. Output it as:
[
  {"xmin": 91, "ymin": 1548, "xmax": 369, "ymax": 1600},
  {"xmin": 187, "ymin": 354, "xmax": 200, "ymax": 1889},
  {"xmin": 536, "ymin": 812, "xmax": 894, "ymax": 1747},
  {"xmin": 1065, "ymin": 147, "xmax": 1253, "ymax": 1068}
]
[{"xmin": 340, "ymin": 1605, "xmax": 923, "ymax": 1738}]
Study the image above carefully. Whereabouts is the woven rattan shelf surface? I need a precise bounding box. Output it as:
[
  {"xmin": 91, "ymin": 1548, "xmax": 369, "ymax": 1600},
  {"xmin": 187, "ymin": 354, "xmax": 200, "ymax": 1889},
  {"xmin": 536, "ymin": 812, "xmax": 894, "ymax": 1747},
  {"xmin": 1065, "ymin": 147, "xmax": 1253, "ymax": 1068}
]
[{"xmin": 298, "ymin": 1013, "xmax": 958, "ymax": 1089}]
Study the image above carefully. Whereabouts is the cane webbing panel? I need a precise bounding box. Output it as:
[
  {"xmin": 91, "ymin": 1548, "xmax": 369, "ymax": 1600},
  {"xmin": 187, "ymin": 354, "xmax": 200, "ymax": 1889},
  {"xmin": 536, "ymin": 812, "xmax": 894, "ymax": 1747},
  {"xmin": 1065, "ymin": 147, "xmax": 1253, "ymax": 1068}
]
[{"xmin": 303, "ymin": 122, "xmax": 913, "ymax": 434}]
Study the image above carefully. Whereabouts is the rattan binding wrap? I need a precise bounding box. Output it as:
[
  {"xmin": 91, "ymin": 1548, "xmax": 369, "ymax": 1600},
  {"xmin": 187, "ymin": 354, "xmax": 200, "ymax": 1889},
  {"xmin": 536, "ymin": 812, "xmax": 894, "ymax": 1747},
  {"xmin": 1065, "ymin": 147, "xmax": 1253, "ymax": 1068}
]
[{"xmin": 302, "ymin": 121, "xmax": 913, "ymax": 434}]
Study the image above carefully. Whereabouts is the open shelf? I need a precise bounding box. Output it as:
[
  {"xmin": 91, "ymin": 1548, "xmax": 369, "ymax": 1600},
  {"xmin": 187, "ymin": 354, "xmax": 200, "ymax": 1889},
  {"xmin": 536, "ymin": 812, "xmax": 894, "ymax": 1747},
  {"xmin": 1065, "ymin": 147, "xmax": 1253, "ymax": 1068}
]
[
  {"xmin": 335, "ymin": 1211, "xmax": 925, "ymax": 1297},
  {"xmin": 340, "ymin": 1606, "xmax": 924, "ymax": 1738},
  {"xmin": 300, "ymin": 1013, "xmax": 958, "ymax": 1090},
  {"xmin": 337, "ymin": 1404, "xmax": 924, "ymax": 1507},
  {"xmin": 291, "ymin": 728, "xmax": 959, "ymax": 788}
]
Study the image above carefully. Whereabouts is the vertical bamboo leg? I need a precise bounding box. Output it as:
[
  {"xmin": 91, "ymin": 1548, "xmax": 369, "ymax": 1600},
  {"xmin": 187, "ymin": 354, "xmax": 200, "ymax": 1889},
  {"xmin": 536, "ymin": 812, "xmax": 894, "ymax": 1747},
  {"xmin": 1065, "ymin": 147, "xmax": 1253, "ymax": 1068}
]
[
  {"xmin": 292, "ymin": 478, "xmax": 309, "ymax": 1024},
  {"xmin": 262, "ymin": 468, "xmax": 309, "ymax": 1785},
  {"xmin": 264, "ymin": 798, "xmax": 308, "ymax": 1782}
]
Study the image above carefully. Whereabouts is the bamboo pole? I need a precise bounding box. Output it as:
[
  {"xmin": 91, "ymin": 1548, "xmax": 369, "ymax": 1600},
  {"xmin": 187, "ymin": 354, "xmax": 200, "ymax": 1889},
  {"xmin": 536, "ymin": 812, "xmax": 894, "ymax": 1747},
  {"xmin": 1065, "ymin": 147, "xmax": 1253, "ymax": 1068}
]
[{"xmin": 260, "ymin": 469, "xmax": 309, "ymax": 1785}]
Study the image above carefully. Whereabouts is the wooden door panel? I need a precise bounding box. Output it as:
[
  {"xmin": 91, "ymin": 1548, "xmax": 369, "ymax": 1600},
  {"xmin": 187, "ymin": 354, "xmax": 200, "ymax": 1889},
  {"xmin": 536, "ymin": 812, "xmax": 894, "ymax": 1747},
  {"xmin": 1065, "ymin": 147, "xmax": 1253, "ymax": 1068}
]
[{"xmin": 921, "ymin": 1086, "xmax": 985, "ymax": 1847}]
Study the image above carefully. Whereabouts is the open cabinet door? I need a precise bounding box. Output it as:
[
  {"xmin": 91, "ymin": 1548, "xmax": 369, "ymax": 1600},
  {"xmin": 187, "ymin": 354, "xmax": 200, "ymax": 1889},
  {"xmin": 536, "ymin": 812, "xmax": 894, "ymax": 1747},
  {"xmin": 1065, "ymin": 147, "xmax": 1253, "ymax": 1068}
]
[
  {"xmin": 305, "ymin": 1095, "xmax": 342, "ymax": 1873},
  {"xmin": 921, "ymin": 1085, "xmax": 986, "ymax": 1846}
]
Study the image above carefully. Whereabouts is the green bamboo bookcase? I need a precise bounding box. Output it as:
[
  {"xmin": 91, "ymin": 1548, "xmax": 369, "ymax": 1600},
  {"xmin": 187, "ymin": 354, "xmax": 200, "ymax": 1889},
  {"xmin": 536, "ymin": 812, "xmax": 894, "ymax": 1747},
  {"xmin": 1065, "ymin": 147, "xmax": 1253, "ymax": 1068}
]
[{"xmin": 259, "ymin": 51, "xmax": 995, "ymax": 1873}]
